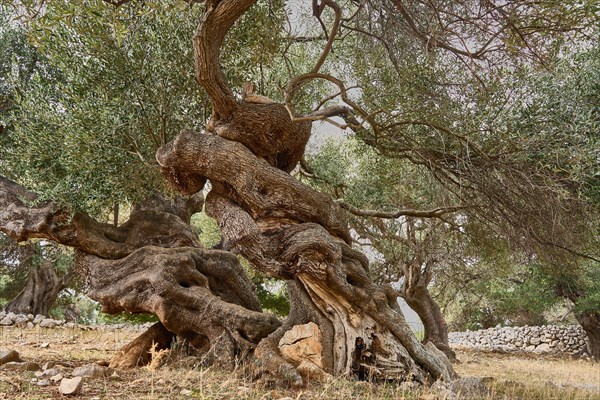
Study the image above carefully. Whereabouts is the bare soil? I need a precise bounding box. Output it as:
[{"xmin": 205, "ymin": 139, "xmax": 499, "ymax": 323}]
[{"xmin": 0, "ymin": 325, "xmax": 598, "ymax": 399}]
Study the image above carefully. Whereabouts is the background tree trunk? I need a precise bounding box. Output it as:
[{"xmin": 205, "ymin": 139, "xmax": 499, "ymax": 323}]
[
  {"xmin": 4, "ymin": 262, "xmax": 73, "ymax": 316},
  {"xmin": 402, "ymin": 285, "xmax": 455, "ymax": 361},
  {"xmin": 576, "ymin": 312, "xmax": 600, "ymax": 359}
]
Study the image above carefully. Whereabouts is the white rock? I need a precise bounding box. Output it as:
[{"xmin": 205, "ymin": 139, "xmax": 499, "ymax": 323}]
[
  {"xmin": 72, "ymin": 363, "xmax": 111, "ymax": 378},
  {"xmin": 59, "ymin": 377, "xmax": 83, "ymax": 395},
  {"xmin": 39, "ymin": 319, "xmax": 56, "ymax": 328}
]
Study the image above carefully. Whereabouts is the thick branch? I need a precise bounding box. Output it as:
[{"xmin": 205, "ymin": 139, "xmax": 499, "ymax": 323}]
[
  {"xmin": 156, "ymin": 130, "xmax": 351, "ymax": 243},
  {"xmin": 0, "ymin": 176, "xmax": 202, "ymax": 259},
  {"xmin": 193, "ymin": 0, "xmax": 256, "ymax": 120}
]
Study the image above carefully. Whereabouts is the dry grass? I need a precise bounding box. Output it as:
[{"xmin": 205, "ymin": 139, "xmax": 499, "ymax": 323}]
[
  {"xmin": 0, "ymin": 325, "xmax": 598, "ymax": 399},
  {"xmin": 455, "ymin": 349, "xmax": 600, "ymax": 400}
]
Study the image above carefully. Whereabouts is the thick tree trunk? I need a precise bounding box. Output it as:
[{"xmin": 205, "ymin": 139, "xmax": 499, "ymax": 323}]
[
  {"xmin": 0, "ymin": 177, "xmax": 280, "ymax": 369},
  {"xmin": 156, "ymin": 124, "xmax": 454, "ymax": 384},
  {"xmin": 151, "ymin": 0, "xmax": 455, "ymax": 382},
  {"xmin": 557, "ymin": 284, "xmax": 600, "ymax": 360},
  {"xmin": 576, "ymin": 312, "xmax": 600, "ymax": 359},
  {"xmin": 395, "ymin": 257, "xmax": 455, "ymax": 361},
  {"xmin": 4, "ymin": 262, "xmax": 73, "ymax": 316}
]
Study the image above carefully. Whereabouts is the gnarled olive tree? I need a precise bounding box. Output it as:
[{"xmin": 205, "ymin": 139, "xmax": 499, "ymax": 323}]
[{"xmin": 0, "ymin": 0, "xmax": 454, "ymax": 386}]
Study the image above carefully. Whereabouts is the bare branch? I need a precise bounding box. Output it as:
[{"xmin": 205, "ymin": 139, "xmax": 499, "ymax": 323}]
[
  {"xmin": 335, "ymin": 198, "xmax": 471, "ymax": 219},
  {"xmin": 310, "ymin": 0, "xmax": 342, "ymax": 74}
]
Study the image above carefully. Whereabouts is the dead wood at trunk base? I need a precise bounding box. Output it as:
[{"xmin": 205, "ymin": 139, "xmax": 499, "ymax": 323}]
[{"xmin": 110, "ymin": 322, "xmax": 175, "ymax": 368}]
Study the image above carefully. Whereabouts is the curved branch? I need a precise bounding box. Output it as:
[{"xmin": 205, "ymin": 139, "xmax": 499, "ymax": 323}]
[
  {"xmin": 156, "ymin": 130, "xmax": 351, "ymax": 243},
  {"xmin": 193, "ymin": 0, "xmax": 257, "ymax": 120},
  {"xmin": 0, "ymin": 176, "xmax": 201, "ymax": 259},
  {"xmin": 310, "ymin": 0, "xmax": 342, "ymax": 74},
  {"xmin": 284, "ymin": 73, "xmax": 380, "ymax": 138}
]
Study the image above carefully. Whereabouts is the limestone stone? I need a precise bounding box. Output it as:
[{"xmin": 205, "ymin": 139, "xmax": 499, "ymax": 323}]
[
  {"xmin": 72, "ymin": 363, "xmax": 112, "ymax": 378},
  {"xmin": 59, "ymin": 377, "xmax": 83, "ymax": 395},
  {"xmin": 39, "ymin": 319, "xmax": 56, "ymax": 328},
  {"xmin": 278, "ymin": 322, "xmax": 323, "ymax": 368},
  {"xmin": 535, "ymin": 343, "xmax": 551, "ymax": 353},
  {"xmin": 0, "ymin": 349, "xmax": 22, "ymax": 365}
]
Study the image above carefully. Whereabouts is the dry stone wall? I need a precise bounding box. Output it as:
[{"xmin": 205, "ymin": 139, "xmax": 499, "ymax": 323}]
[
  {"xmin": 0, "ymin": 311, "xmax": 153, "ymax": 331},
  {"xmin": 449, "ymin": 325, "xmax": 589, "ymax": 357}
]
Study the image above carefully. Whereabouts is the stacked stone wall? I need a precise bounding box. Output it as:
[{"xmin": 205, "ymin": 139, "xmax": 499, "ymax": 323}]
[
  {"xmin": 0, "ymin": 310, "xmax": 152, "ymax": 331},
  {"xmin": 449, "ymin": 325, "xmax": 589, "ymax": 356}
]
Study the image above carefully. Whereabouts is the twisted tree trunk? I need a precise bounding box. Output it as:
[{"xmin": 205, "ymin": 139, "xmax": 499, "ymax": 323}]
[
  {"xmin": 0, "ymin": 0, "xmax": 454, "ymax": 386},
  {"xmin": 402, "ymin": 283, "xmax": 455, "ymax": 361},
  {"xmin": 0, "ymin": 176, "xmax": 280, "ymax": 368},
  {"xmin": 153, "ymin": 0, "xmax": 453, "ymax": 385},
  {"xmin": 156, "ymin": 128, "xmax": 454, "ymax": 384}
]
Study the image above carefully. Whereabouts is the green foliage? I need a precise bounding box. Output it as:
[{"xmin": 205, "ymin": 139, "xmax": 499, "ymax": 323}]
[
  {"xmin": 446, "ymin": 265, "xmax": 558, "ymax": 330},
  {"xmin": 252, "ymin": 275, "xmax": 289, "ymax": 317},
  {"xmin": 509, "ymin": 43, "xmax": 600, "ymax": 205},
  {"xmin": 96, "ymin": 309, "xmax": 159, "ymax": 325},
  {"xmin": 2, "ymin": 2, "xmax": 210, "ymax": 215},
  {"xmin": 191, "ymin": 211, "xmax": 222, "ymax": 248}
]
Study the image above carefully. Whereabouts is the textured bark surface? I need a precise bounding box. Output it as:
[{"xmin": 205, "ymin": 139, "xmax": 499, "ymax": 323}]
[
  {"xmin": 4, "ymin": 263, "xmax": 73, "ymax": 316},
  {"xmin": 157, "ymin": 128, "xmax": 455, "ymax": 383},
  {"xmin": 0, "ymin": 176, "xmax": 280, "ymax": 369},
  {"xmin": 403, "ymin": 285, "xmax": 455, "ymax": 361},
  {"xmin": 397, "ymin": 258, "xmax": 455, "ymax": 360},
  {"xmin": 576, "ymin": 312, "xmax": 600, "ymax": 359}
]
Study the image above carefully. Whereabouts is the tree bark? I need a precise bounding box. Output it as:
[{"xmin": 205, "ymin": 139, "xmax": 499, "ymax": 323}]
[
  {"xmin": 109, "ymin": 322, "xmax": 175, "ymax": 368},
  {"xmin": 402, "ymin": 284, "xmax": 455, "ymax": 361},
  {"xmin": 4, "ymin": 262, "xmax": 73, "ymax": 316},
  {"xmin": 156, "ymin": 126, "xmax": 454, "ymax": 384},
  {"xmin": 556, "ymin": 283, "xmax": 600, "ymax": 360},
  {"xmin": 0, "ymin": 176, "xmax": 280, "ymax": 368},
  {"xmin": 351, "ymin": 219, "xmax": 456, "ymax": 361},
  {"xmin": 575, "ymin": 312, "xmax": 600, "ymax": 359}
]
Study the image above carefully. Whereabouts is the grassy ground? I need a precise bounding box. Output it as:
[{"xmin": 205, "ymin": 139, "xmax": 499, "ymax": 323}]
[{"xmin": 0, "ymin": 325, "xmax": 598, "ymax": 399}]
